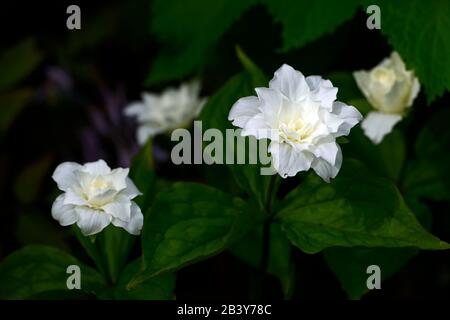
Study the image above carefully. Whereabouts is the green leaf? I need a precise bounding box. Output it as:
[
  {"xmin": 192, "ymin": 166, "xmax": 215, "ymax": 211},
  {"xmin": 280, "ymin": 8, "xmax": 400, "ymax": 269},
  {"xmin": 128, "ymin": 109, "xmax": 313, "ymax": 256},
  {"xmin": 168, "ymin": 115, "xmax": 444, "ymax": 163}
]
[
  {"xmin": 276, "ymin": 159, "xmax": 449, "ymax": 254},
  {"xmin": 262, "ymin": 0, "xmax": 360, "ymax": 51},
  {"xmin": 0, "ymin": 88, "xmax": 34, "ymax": 133},
  {"xmin": 132, "ymin": 182, "xmax": 259, "ymax": 286},
  {"xmin": 324, "ymin": 246, "xmax": 416, "ymax": 299},
  {"xmin": 324, "ymin": 195, "xmax": 432, "ymax": 299},
  {"xmin": 403, "ymin": 108, "xmax": 450, "ymax": 201},
  {"xmin": 0, "ymin": 245, "xmax": 106, "ymax": 299},
  {"xmin": 0, "ymin": 38, "xmax": 43, "ymax": 90},
  {"xmin": 366, "ymin": 0, "xmax": 450, "ymax": 101},
  {"xmin": 129, "ymin": 139, "xmax": 155, "ymax": 213},
  {"xmin": 146, "ymin": 0, "xmax": 257, "ymax": 84},
  {"xmin": 199, "ymin": 53, "xmax": 271, "ymax": 209},
  {"xmin": 344, "ymin": 127, "xmax": 406, "ymax": 182},
  {"xmin": 115, "ymin": 259, "xmax": 175, "ymax": 300},
  {"xmin": 230, "ymin": 222, "xmax": 294, "ymax": 298}
]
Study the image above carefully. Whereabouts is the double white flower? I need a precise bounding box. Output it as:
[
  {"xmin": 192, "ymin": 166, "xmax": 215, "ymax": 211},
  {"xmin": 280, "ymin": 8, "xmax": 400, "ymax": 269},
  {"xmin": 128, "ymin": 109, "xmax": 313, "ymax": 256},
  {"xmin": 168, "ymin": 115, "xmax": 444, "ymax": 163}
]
[
  {"xmin": 125, "ymin": 80, "xmax": 207, "ymax": 145},
  {"xmin": 229, "ymin": 64, "xmax": 362, "ymax": 182},
  {"xmin": 51, "ymin": 160, "xmax": 143, "ymax": 236},
  {"xmin": 354, "ymin": 52, "xmax": 420, "ymax": 144}
]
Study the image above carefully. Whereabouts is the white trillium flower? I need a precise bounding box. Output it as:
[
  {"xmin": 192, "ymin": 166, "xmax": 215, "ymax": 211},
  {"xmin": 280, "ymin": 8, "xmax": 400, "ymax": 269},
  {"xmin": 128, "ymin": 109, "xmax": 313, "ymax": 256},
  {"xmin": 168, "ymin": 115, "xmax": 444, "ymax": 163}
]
[
  {"xmin": 51, "ymin": 159, "xmax": 143, "ymax": 236},
  {"xmin": 354, "ymin": 52, "xmax": 420, "ymax": 144},
  {"xmin": 228, "ymin": 64, "xmax": 362, "ymax": 182},
  {"xmin": 124, "ymin": 80, "xmax": 207, "ymax": 145}
]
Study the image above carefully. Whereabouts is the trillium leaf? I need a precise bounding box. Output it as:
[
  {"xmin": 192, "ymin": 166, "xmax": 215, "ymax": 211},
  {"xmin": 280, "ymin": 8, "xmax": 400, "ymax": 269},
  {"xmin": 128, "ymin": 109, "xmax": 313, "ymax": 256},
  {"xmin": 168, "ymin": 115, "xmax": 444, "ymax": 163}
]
[
  {"xmin": 324, "ymin": 195, "xmax": 432, "ymax": 299},
  {"xmin": 403, "ymin": 108, "xmax": 450, "ymax": 201},
  {"xmin": 136, "ymin": 182, "xmax": 259, "ymax": 283},
  {"xmin": 344, "ymin": 127, "xmax": 406, "ymax": 182},
  {"xmin": 0, "ymin": 245, "xmax": 107, "ymax": 299},
  {"xmin": 364, "ymin": 0, "xmax": 450, "ymax": 102},
  {"xmin": 276, "ymin": 159, "xmax": 450, "ymax": 254},
  {"xmin": 115, "ymin": 259, "xmax": 175, "ymax": 300},
  {"xmin": 199, "ymin": 53, "xmax": 271, "ymax": 209},
  {"xmin": 146, "ymin": 0, "xmax": 257, "ymax": 85},
  {"xmin": 262, "ymin": 0, "xmax": 360, "ymax": 52},
  {"xmin": 230, "ymin": 222, "xmax": 294, "ymax": 298}
]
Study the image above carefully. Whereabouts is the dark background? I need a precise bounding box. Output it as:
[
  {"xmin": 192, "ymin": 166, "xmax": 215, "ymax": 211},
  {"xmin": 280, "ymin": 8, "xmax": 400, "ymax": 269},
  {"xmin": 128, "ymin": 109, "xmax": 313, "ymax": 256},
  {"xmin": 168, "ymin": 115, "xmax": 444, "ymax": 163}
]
[{"xmin": 0, "ymin": 0, "xmax": 449, "ymax": 299}]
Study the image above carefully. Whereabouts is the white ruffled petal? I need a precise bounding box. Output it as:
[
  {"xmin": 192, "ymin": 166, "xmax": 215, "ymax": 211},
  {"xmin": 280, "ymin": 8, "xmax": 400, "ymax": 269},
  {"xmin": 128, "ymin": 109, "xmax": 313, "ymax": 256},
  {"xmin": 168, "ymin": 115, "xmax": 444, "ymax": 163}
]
[
  {"xmin": 83, "ymin": 159, "xmax": 111, "ymax": 175},
  {"xmin": 228, "ymin": 96, "xmax": 260, "ymax": 128},
  {"xmin": 111, "ymin": 202, "xmax": 144, "ymax": 235},
  {"xmin": 269, "ymin": 64, "xmax": 309, "ymax": 102},
  {"xmin": 51, "ymin": 194, "xmax": 78, "ymax": 226},
  {"xmin": 311, "ymin": 145, "xmax": 342, "ymax": 183},
  {"xmin": 52, "ymin": 162, "xmax": 83, "ymax": 191},
  {"xmin": 361, "ymin": 111, "xmax": 402, "ymax": 144},
  {"xmin": 270, "ymin": 142, "xmax": 314, "ymax": 178},
  {"xmin": 75, "ymin": 207, "xmax": 112, "ymax": 236}
]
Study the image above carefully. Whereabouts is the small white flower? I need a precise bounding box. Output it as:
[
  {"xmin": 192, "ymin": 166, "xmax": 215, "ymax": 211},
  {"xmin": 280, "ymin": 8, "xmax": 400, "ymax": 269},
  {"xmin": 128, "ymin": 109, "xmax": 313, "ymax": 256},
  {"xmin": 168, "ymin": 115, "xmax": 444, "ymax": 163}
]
[
  {"xmin": 124, "ymin": 80, "xmax": 207, "ymax": 145},
  {"xmin": 228, "ymin": 64, "xmax": 362, "ymax": 182},
  {"xmin": 354, "ymin": 52, "xmax": 420, "ymax": 144},
  {"xmin": 51, "ymin": 159, "xmax": 143, "ymax": 236}
]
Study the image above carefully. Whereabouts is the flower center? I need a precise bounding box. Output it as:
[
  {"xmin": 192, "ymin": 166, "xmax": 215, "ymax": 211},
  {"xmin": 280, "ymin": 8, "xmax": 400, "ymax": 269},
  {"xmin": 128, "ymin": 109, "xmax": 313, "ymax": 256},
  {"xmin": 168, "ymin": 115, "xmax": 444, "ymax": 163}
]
[
  {"xmin": 371, "ymin": 66, "xmax": 396, "ymax": 90},
  {"xmin": 90, "ymin": 176, "xmax": 109, "ymax": 191},
  {"xmin": 279, "ymin": 117, "xmax": 315, "ymax": 143}
]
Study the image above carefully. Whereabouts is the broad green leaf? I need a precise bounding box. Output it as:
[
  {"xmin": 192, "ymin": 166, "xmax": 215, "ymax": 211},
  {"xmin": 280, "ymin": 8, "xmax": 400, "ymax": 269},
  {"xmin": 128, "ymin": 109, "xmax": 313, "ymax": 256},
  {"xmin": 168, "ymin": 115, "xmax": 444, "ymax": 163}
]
[
  {"xmin": 0, "ymin": 245, "xmax": 106, "ymax": 299},
  {"xmin": 115, "ymin": 259, "xmax": 175, "ymax": 300},
  {"xmin": 230, "ymin": 222, "xmax": 294, "ymax": 298},
  {"xmin": 199, "ymin": 52, "xmax": 271, "ymax": 209},
  {"xmin": 146, "ymin": 0, "xmax": 257, "ymax": 84},
  {"xmin": 0, "ymin": 88, "xmax": 34, "ymax": 133},
  {"xmin": 403, "ymin": 108, "xmax": 450, "ymax": 201},
  {"xmin": 129, "ymin": 139, "xmax": 155, "ymax": 213},
  {"xmin": 324, "ymin": 195, "xmax": 432, "ymax": 299},
  {"xmin": 0, "ymin": 39, "xmax": 42, "ymax": 90},
  {"xmin": 97, "ymin": 226, "xmax": 135, "ymax": 284},
  {"xmin": 344, "ymin": 127, "xmax": 406, "ymax": 182},
  {"xmin": 276, "ymin": 159, "xmax": 449, "ymax": 254},
  {"xmin": 132, "ymin": 182, "xmax": 259, "ymax": 286},
  {"xmin": 262, "ymin": 0, "xmax": 360, "ymax": 51},
  {"xmin": 366, "ymin": 0, "xmax": 450, "ymax": 101}
]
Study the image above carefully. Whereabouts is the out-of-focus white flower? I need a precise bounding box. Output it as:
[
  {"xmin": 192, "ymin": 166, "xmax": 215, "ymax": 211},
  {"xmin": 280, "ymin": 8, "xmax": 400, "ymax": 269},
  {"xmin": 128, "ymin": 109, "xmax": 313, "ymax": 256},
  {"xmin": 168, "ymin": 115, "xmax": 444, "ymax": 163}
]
[
  {"xmin": 51, "ymin": 159, "xmax": 143, "ymax": 236},
  {"xmin": 228, "ymin": 64, "xmax": 362, "ymax": 182},
  {"xmin": 354, "ymin": 52, "xmax": 420, "ymax": 144},
  {"xmin": 124, "ymin": 81, "xmax": 207, "ymax": 145}
]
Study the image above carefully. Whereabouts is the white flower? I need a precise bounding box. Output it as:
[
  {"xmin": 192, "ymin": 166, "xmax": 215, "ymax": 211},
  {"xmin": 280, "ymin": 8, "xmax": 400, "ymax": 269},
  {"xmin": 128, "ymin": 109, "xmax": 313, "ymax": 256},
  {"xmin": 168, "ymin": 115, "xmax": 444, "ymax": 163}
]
[
  {"xmin": 124, "ymin": 80, "xmax": 207, "ymax": 145},
  {"xmin": 51, "ymin": 159, "xmax": 143, "ymax": 236},
  {"xmin": 228, "ymin": 64, "xmax": 362, "ymax": 182},
  {"xmin": 354, "ymin": 52, "xmax": 420, "ymax": 144}
]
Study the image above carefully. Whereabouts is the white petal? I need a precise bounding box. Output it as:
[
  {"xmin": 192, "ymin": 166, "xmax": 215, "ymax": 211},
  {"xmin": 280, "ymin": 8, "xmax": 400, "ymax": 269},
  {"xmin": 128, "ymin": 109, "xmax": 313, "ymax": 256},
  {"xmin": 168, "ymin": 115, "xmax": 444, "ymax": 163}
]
[
  {"xmin": 241, "ymin": 113, "xmax": 273, "ymax": 139},
  {"xmin": 63, "ymin": 188, "xmax": 88, "ymax": 206},
  {"xmin": 361, "ymin": 111, "xmax": 402, "ymax": 144},
  {"xmin": 124, "ymin": 102, "xmax": 145, "ymax": 117},
  {"xmin": 407, "ymin": 77, "xmax": 420, "ymax": 107},
  {"xmin": 326, "ymin": 101, "xmax": 362, "ymax": 137},
  {"xmin": 101, "ymin": 196, "xmax": 131, "ymax": 222},
  {"xmin": 105, "ymin": 168, "xmax": 129, "ymax": 191},
  {"xmin": 228, "ymin": 96, "xmax": 260, "ymax": 128},
  {"xmin": 311, "ymin": 145, "xmax": 342, "ymax": 182},
  {"xmin": 51, "ymin": 194, "xmax": 78, "ymax": 226},
  {"xmin": 255, "ymin": 87, "xmax": 282, "ymax": 127},
  {"xmin": 111, "ymin": 202, "xmax": 144, "ymax": 235},
  {"xmin": 52, "ymin": 162, "xmax": 83, "ymax": 191},
  {"xmin": 120, "ymin": 177, "xmax": 142, "ymax": 199},
  {"xmin": 270, "ymin": 142, "xmax": 314, "ymax": 178},
  {"xmin": 83, "ymin": 159, "xmax": 111, "ymax": 175},
  {"xmin": 312, "ymin": 141, "xmax": 339, "ymax": 166},
  {"xmin": 306, "ymin": 75, "xmax": 337, "ymax": 110},
  {"xmin": 353, "ymin": 70, "xmax": 371, "ymax": 99},
  {"xmin": 75, "ymin": 207, "xmax": 112, "ymax": 236},
  {"xmin": 269, "ymin": 64, "xmax": 309, "ymax": 102},
  {"xmin": 137, "ymin": 125, "xmax": 161, "ymax": 145}
]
